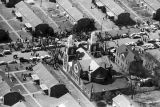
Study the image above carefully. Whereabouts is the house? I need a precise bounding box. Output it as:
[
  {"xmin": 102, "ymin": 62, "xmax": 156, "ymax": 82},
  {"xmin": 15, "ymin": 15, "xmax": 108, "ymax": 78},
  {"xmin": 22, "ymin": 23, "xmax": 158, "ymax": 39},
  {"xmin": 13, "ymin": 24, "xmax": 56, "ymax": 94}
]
[
  {"xmin": 15, "ymin": 1, "xmax": 43, "ymax": 28},
  {"xmin": 114, "ymin": 44, "xmax": 137, "ymax": 73},
  {"xmin": 33, "ymin": 62, "xmax": 59, "ymax": 96},
  {"xmin": 112, "ymin": 94, "xmax": 140, "ymax": 107}
]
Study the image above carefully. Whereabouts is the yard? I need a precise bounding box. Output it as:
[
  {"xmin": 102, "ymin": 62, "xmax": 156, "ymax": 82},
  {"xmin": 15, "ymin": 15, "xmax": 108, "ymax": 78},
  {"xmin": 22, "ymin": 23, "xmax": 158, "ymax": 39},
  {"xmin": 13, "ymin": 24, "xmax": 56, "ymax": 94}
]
[
  {"xmin": 9, "ymin": 32, "xmax": 19, "ymax": 42},
  {"xmin": 24, "ymin": 82, "xmax": 41, "ymax": 93},
  {"xmin": 0, "ymin": 21, "xmax": 12, "ymax": 32},
  {"xmin": 0, "ymin": 4, "xmax": 15, "ymax": 20},
  {"xmin": 8, "ymin": 19, "xmax": 23, "ymax": 31},
  {"xmin": 12, "ymin": 85, "xmax": 28, "ymax": 94},
  {"xmin": 17, "ymin": 30, "xmax": 32, "ymax": 40}
]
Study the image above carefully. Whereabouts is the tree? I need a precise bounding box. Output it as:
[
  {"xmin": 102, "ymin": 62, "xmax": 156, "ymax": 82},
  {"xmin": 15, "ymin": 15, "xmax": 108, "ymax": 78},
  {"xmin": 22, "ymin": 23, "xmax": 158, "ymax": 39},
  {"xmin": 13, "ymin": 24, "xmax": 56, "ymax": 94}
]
[
  {"xmin": 115, "ymin": 13, "xmax": 136, "ymax": 27},
  {"xmin": 129, "ymin": 58, "xmax": 149, "ymax": 78},
  {"xmin": 103, "ymin": 91, "xmax": 113, "ymax": 103},
  {"xmin": 6, "ymin": 0, "xmax": 22, "ymax": 8},
  {"xmin": 0, "ymin": 29, "xmax": 11, "ymax": 43},
  {"xmin": 34, "ymin": 24, "xmax": 55, "ymax": 37},
  {"xmin": 72, "ymin": 18, "xmax": 96, "ymax": 33},
  {"xmin": 153, "ymin": 8, "xmax": 160, "ymax": 22}
]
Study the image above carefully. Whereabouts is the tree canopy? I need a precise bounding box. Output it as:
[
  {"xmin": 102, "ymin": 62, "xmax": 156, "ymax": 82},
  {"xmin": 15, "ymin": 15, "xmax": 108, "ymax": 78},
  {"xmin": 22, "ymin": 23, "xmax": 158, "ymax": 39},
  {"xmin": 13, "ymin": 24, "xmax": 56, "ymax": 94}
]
[
  {"xmin": 115, "ymin": 13, "xmax": 136, "ymax": 27},
  {"xmin": 72, "ymin": 18, "xmax": 96, "ymax": 33},
  {"xmin": 34, "ymin": 24, "xmax": 55, "ymax": 38},
  {"xmin": 153, "ymin": 8, "xmax": 160, "ymax": 21},
  {"xmin": 6, "ymin": 0, "xmax": 22, "ymax": 8},
  {"xmin": 129, "ymin": 59, "xmax": 149, "ymax": 78},
  {"xmin": 0, "ymin": 29, "xmax": 11, "ymax": 43}
]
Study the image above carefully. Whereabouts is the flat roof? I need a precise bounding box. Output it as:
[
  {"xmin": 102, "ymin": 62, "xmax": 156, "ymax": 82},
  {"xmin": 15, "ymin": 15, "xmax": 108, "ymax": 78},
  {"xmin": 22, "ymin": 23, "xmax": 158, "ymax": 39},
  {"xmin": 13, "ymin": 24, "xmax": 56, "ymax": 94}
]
[
  {"xmin": 100, "ymin": 0, "xmax": 125, "ymax": 16},
  {"xmin": 15, "ymin": 1, "xmax": 43, "ymax": 27}
]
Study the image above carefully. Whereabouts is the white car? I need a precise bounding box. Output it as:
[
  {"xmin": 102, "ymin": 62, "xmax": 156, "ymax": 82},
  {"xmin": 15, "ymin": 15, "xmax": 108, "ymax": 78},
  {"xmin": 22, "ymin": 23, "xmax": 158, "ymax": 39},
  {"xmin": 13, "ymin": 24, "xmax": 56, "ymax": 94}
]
[
  {"xmin": 125, "ymin": 42, "xmax": 137, "ymax": 46},
  {"xmin": 142, "ymin": 43, "xmax": 154, "ymax": 50}
]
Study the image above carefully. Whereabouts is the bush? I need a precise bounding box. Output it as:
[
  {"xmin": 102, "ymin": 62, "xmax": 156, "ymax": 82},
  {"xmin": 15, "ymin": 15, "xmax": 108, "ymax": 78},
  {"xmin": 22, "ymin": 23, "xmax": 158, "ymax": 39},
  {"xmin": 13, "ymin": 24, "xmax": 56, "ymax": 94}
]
[
  {"xmin": 72, "ymin": 18, "xmax": 96, "ymax": 33},
  {"xmin": 0, "ymin": 29, "xmax": 11, "ymax": 43}
]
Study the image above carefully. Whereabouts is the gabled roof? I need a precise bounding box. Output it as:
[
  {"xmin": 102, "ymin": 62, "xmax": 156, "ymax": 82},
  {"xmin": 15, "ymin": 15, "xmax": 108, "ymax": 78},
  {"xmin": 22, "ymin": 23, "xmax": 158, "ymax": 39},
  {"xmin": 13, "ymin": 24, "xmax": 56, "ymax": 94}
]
[
  {"xmin": 100, "ymin": 0, "xmax": 125, "ymax": 16},
  {"xmin": 77, "ymin": 48, "xmax": 110, "ymax": 72},
  {"xmin": 12, "ymin": 101, "xmax": 26, "ymax": 107},
  {"xmin": 76, "ymin": 48, "xmax": 91, "ymax": 60},
  {"xmin": 113, "ymin": 94, "xmax": 140, "ymax": 107},
  {"xmin": 15, "ymin": 1, "xmax": 43, "ymax": 27},
  {"xmin": 33, "ymin": 62, "xmax": 58, "ymax": 88},
  {"xmin": 57, "ymin": 0, "xmax": 83, "ymax": 21},
  {"xmin": 143, "ymin": 0, "xmax": 160, "ymax": 11},
  {"xmin": 57, "ymin": 93, "xmax": 81, "ymax": 107},
  {"xmin": 116, "ymin": 45, "xmax": 136, "ymax": 63}
]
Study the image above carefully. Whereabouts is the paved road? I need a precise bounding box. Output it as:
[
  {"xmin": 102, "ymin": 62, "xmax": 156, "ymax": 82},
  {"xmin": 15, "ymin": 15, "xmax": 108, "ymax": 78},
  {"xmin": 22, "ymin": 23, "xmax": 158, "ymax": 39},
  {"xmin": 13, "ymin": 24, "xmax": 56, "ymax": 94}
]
[{"xmin": 0, "ymin": 14, "xmax": 22, "ymax": 40}]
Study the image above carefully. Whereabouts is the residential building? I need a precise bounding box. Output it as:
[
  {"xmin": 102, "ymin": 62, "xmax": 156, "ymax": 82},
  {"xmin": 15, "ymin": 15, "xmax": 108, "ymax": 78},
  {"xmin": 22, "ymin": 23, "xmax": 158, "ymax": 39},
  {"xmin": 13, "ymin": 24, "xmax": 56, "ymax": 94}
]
[
  {"xmin": 15, "ymin": 1, "xmax": 43, "ymax": 28},
  {"xmin": 114, "ymin": 44, "xmax": 137, "ymax": 73},
  {"xmin": 33, "ymin": 62, "xmax": 59, "ymax": 96}
]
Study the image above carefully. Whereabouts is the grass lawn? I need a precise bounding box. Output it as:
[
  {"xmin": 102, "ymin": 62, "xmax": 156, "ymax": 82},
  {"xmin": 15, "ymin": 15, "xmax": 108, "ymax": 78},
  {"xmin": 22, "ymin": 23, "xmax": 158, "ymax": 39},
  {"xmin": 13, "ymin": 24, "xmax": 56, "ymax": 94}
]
[
  {"xmin": 25, "ymin": 95, "xmax": 40, "ymax": 107},
  {"xmin": 0, "ymin": 21, "xmax": 12, "ymax": 32},
  {"xmin": 12, "ymin": 84, "xmax": 28, "ymax": 94},
  {"xmin": 8, "ymin": 19, "xmax": 23, "ymax": 31},
  {"xmin": 14, "ymin": 71, "xmax": 33, "ymax": 83},
  {"xmin": 24, "ymin": 82, "xmax": 41, "ymax": 93},
  {"xmin": 56, "ymin": 21, "xmax": 73, "ymax": 31},
  {"xmin": 9, "ymin": 32, "xmax": 19, "ymax": 42},
  {"xmin": 51, "ymin": 15, "xmax": 66, "ymax": 22},
  {"xmin": 0, "ymin": 4, "xmax": 15, "ymax": 20},
  {"xmin": 17, "ymin": 30, "xmax": 32, "ymax": 40}
]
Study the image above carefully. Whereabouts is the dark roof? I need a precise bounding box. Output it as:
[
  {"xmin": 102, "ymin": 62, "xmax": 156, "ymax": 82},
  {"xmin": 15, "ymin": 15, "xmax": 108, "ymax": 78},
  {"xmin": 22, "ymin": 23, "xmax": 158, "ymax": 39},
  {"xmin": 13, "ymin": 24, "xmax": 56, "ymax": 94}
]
[
  {"xmin": 50, "ymin": 84, "xmax": 69, "ymax": 98},
  {"xmin": 3, "ymin": 92, "xmax": 24, "ymax": 106}
]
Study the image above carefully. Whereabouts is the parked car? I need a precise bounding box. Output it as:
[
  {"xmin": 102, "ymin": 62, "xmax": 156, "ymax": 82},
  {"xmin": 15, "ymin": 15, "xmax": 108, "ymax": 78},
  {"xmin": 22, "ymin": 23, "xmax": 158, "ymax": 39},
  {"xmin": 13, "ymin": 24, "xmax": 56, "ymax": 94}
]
[
  {"xmin": 21, "ymin": 48, "xmax": 31, "ymax": 53},
  {"xmin": 3, "ymin": 50, "xmax": 12, "ymax": 55},
  {"xmin": 0, "ymin": 61, "xmax": 7, "ymax": 66},
  {"xmin": 154, "ymin": 42, "xmax": 160, "ymax": 48},
  {"xmin": 121, "ymin": 34, "xmax": 128, "ymax": 38},
  {"xmin": 8, "ymin": 60, "xmax": 18, "ymax": 64},
  {"xmin": 0, "ymin": 53, "xmax": 4, "ymax": 57},
  {"xmin": 19, "ymin": 57, "xmax": 30, "ymax": 63},
  {"xmin": 125, "ymin": 42, "xmax": 137, "ymax": 46},
  {"xmin": 142, "ymin": 43, "xmax": 155, "ymax": 50},
  {"xmin": 33, "ymin": 47, "xmax": 41, "ymax": 51}
]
